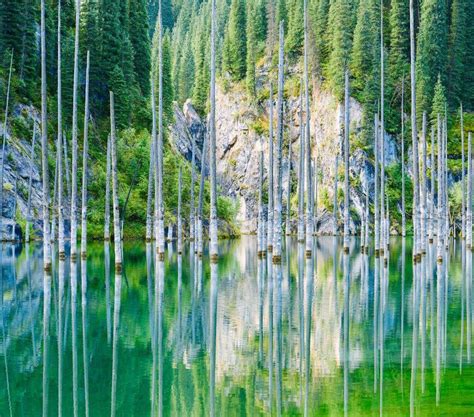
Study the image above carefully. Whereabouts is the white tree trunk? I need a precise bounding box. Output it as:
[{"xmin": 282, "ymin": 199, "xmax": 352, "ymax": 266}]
[
  {"xmin": 467, "ymin": 131, "xmax": 472, "ymax": 249},
  {"xmin": 57, "ymin": 1, "xmax": 65, "ymax": 257},
  {"xmin": 197, "ymin": 133, "xmax": 208, "ymax": 255},
  {"xmin": 401, "ymin": 78, "xmax": 406, "ymax": 237},
  {"xmin": 51, "ymin": 151, "xmax": 58, "ymax": 243},
  {"xmin": 303, "ymin": 0, "xmax": 313, "ymax": 255},
  {"xmin": 461, "ymin": 105, "xmax": 465, "ymax": 239},
  {"xmin": 0, "ymin": 52, "xmax": 13, "ymax": 241},
  {"xmin": 109, "ymin": 92, "xmax": 122, "ymax": 271},
  {"xmin": 333, "ymin": 154, "xmax": 338, "ymax": 236},
  {"xmin": 80, "ymin": 51, "xmax": 91, "ymax": 258},
  {"xmin": 26, "ymin": 124, "xmax": 37, "ymax": 243},
  {"xmin": 70, "ymin": 0, "xmax": 81, "ymax": 260},
  {"xmin": 409, "ymin": 0, "xmax": 420, "ymax": 261},
  {"xmin": 379, "ymin": 1, "xmax": 385, "ymax": 257},
  {"xmin": 267, "ymin": 82, "xmax": 274, "ymax": 251},
  {"xmin": 374, "ymin": 115, "xmax": 380, "ymax": 254},
  {"xmin": 189, "ymin": 136, "xmax": 196, "ymax": 241},
  {"xmin": 428, "ymin": 127, "xmax": 435, "ymax": 243},
  {"xmin": 177, "ymin": 167, "xmax": 183, "ymax": 253},
  {"xmin": 104, "ymin": 135, "xmax": 111, "ymax": 241},
  {"xmin": 437, "ymin": 115, "xmax": 444, "ymax": 261},
  {"xmin": 145, "ymin": 137, "xmax": 155, "ymax": 241},
  {"xmin": 272, "ymin": 21, "xmax": 285, "ymax": 261},
  {"xmin": 258, "ymin": 142, "xmax": 266, "ymax": 254},
  {"xmin": 420, "ymin": 112, "xmax": 427, "ymax": 254},
  {"xmin": 343, "ymin": 69, "xmax": 350, "ymax": 252},
  {"xmin": 285, "ymin": 135, "xmax": 292, "ymax": 235},
  {"xmin": 297, "ymin": 89, "xmax": 305, "ymax": 243},
  {"xmin": 63, "ymin": 132, "xmax": 71, "ymax": 202},
  {"xmin": 41, "ymin": 0, "xmax": 51, "ymax": 270},
  {"xmin": 209, "ymin": 0, "xmax": 218, "ymax": 260},
  {"xmin": 364, "ymin": 175, "xmax": 369, "ymax": 253}
]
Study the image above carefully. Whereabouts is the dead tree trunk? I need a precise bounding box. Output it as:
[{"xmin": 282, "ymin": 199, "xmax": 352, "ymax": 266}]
[
  {"xmin": 41, "ymin": 0, "xmax": 51, "ymax": 270},
  {"xmin": 110, "ymin": 92, "xmax": 122, "ymax": 271},
  {"xmin": 401, "ymin": 77, "xmax": 406, "ymax": 238},
  {"xmin": 57, "ymin": 0, "xmax": 65, "ymax": 257},
  {"xmin": 80, "ymin": 51, "xmax": 90, "ymax": 258},
  {"xmin": 25, "ymin": 124, "xmax": 36, "ymax": 243},
  {"xmin": 297, "ymin": 87, "xmax": 305, "ymax": 243},
  {"xmin": 104, "ymin": 135, "xmax": 111, "ymax": 241},
  {"xmin": 343, "ymin": 69, "xmax": 350, "ymax": 253},
  {"xmin": 267, "ymin": 82, "xmax": 274, "ymax": 251}
]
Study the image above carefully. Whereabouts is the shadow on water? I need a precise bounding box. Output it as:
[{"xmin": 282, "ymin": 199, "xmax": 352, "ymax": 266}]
[{"xmin": 0, "ymin": 236, "xmax": 473, "ymax": 416}]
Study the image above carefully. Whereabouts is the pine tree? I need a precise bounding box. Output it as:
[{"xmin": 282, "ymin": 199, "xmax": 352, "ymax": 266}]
[
  {"xmin": 246, "ymin": 4, "xmax": 256, "ymax": 96},
  {"xmin": 388, "ymin": 0, "xmax": 409, "ymax": 93},
  {"xmin": 99, "ymin": 0, "xmax": 122, "ymax": 80},
  {"xmin": 109, "ymin": 65, "xmax": 130, "ymax": 128},
  {"xmin": 286, "ymin": 0, "xmax": 303, "ymax": 58},
  {"xmin": 430, "ymin": 74, "xmax": 447, "ymax": 124},
  {"xmin": 447, "ymin": 0, "xmax": 466, "ymax": 106},
  {"xmin": 311, "ymin": 0, "xmax": 330, "ymax": 70},
  {"xmin": 327, "ymin": 0, "xmax": 353, "ymax": 101},
  {"xmin": 276, "ymin": 0, "xmax": 287, "ymax": 33},
  {"xmin": 222, "ymin": 0, "xmax": 247, "ymax": 81},
  {"xmin": 416, "ymin": 0, "xmax": 448, "ymax": 118},
  {"xmin": 129, "ymin": 0, "xmax": 151, "ymax": 96}
]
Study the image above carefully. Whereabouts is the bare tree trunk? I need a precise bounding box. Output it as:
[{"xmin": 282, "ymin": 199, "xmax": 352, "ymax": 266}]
[
  {"xmin": 374, "ymin": 114, "xmax": 380, "ymax": 255},
  {"xmin": 258, "ymin": 141, "xmax": 266, "ymax": 255},
  {"xmin": 63, "ymin": 132, "xmax": 71, "ymax": 202},
  {"xmin": 420, "ymin": 112, "xmax": 427, "ymax": 254},
  {"xmin": 25, "ymin": 124, "xmax": 36, "ymax": 243},
  {"xmin": 41, "ymin": 0, "xmax": 51, "ymax": 270},
  {"xmin": 444, "ymin": 117, "xmax": 449, "ymax": 247},
  {"xmin": 109, "ymin": 92, "xmax": 122, "ymax": 271},
  {"xmin": 297, "ymin": 88, "xmax": 305, "ymax": 243},
  {"xmin": 467, "ymin": 131, "xmax": 472, "ymax": 249},
  {"xmin": 303, "ymin": 0, "xmax": 313, "ymax": 255},
  {"xmin": 70, "ymin": 0, "xmax": 81, "ymax": 260},
  {"xmin": 145, "ymin": 137, "xmax": 155, "ymax": 241},
  {"xmin": 80, "ymin": 51, "xmax": 90, "ymax": 258},
  {"xmin": 104, "ymin": 135, "xmax": 111, "ymax": 241},
  {"xmin": 209, "ymin": 0, "xmax": 218, "ymax": 261},
  {"xmin": 11, "ymin": 178, "xmax": 17, "ymax": 241},
  {"xmin": 197, "ymin": 133, "xmax": 208, "ymax": 255},
  {"xmin": 461, "ymin": 105, "xmax": 465, "ymax": 239},
  {"xmin": 57, "ymin": 2, "xmax": 65, "ymax": 257},
  {"xmin": 51, "ymin": 150, "xmax": 58, "ymax": 243},
  {"xmin": 189, "ymin": 136, "xmax": 196, "ymax": 241},
  {"xmin": 428, "ymin": 126, "xmax": 435, "ymax": 243},
  {"xmin": 0, "ymin": 52, "xmax": 13, "ymax": 241},
  {"xmin": 267, "ymin": 82, "xmax": 274, "ymax": 251},
  {"xmin": 401, "ymin": 78, "xmax": 406, "ymax": 237},
  {"xmin": 409, "ymin": 0, "xmax": 420, "ymax": 262},
  {"xmin": 177, "ymin": 167, "xmax": 182, "ymax": 254},
  {"xmin": 364, "ymin": 173, "xmax": 370, "ymax": 253},
  {"xmin": 272, "ymin": 21, "xmax": 285, "ymax": 262},
  {"xmin": 151, "ymin": 79, "xmax": 159, "ymax": 247},
  {"xmin": 285, "ymin": 134, "xmax": 292, "ymax": 236},
  {"xmin": 156, "ymin": 0, "xmax": 165, "ymax": 256},
  {"xmin": 343, "ymin": 69, "xmax": 350, "ymax": 253},
  {"xmin": 333, "ymin": 154, "xmax": 338, "ymax": 236},
  {"xmin": 437, "ymin": 114, "xmax": 444, "ymax": 261},
  {"xmin": 380, "ymin": 0, "xmax": 386, "ymax": 257}
]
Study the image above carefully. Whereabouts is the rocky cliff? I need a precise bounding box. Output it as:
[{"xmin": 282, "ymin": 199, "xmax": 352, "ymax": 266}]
[{"xmin": 171, "ymin": 77, "xmax": 400, "ymax": 235}]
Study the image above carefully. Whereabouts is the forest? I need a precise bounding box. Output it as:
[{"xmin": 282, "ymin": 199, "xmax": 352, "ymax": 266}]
[{"xmin": 0, "ymin": 0, "xmax": 473, "ymax": 242}]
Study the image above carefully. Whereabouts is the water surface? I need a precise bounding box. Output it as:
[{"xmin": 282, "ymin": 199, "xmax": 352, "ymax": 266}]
[{"xmin": 1, "ymin": 237, "xmax": 473, "ymax": 416}]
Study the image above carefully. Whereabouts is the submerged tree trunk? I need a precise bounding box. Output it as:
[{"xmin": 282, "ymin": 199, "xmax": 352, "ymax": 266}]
[
  {"xmin": 104, "ymin": 135, "xmax": 111, "ymax": 241},
  {"xmin": 110, "ymin": 92, "xmax": 122, "ymax": 271},
  {"xmin": 401, "ymin": 78, "xmax": 406, "ymax": 238},
  {"xmin": 11, "ymin": 178, "xmax": 17, "ymax": 241},
  {"xmin": 41, "ymin": 0, "xmax": 51, "ymax": 270},
  {"xmin": 303, "ymin": 0, "xmax": 313, "ymax": 255},
  {"xmin": 461, "ymin": 105, "xmax": 465, "ymax": 239},
  {"xmin": 333, "ymin": 154, "xmax": 338, "ymax": 236},
  {"xmin": 285, "ymin": 133, "xmax": 292, "ymax": 236},
  {"xmin": 420, "ymin": 112, "xmax": 427, "ymax": 254},
  {"xmin": 374, "ymin": 114, "xmax": 379, "ymax": 255},
  {"xmin": 189, "ymin": 135, "xmax": 196, "ymax": 241},
  {"xmin": 297, "ymin": 88, "xmax": 305, "ymax": 243},
  {"xmin": 428, "ymin": 127, "xmax": 435, "ymax": 243},
  {"xmin": 51, "ymin": 148, "xmax": 59, "ymax": 244},
  {"xmin": 57, "ymin": 1, "xmax": 65, "ymax": 257},
  {"xmin": 0, "ymin": 52, "xmax": 13, "ymax": 241},
  {"xmin": 80, "ymin": 51, "xmax": 90, "ymax": 258},
  {"xmin": 258, "ymin": 140, "xmax": 266, "ymax": 254},
  {"xmin": 267, "ymin": 82, "xmax": 274, "ymax": 251},
  {"xmin": 409, "ymin": 0, "xmax": 420, "ymax": 261},
  {"xmin": 25, "ymin": 124, "xmax": 36, "ymax": 243},
  {"xmin": 70, "ymin": 0, "xmax": 81, "ymax": 260},
  {"xmin": 272, "ymin": 21, "xmax": 285, "ymax": 262},
  {"xmin": 177, "ymin": 167, "xmax": 182, "ymax": 254},
  {"xmin": 63, "ymin": 132, "xmax": 71, "ymax": 202},
  {"xmin": 379, "ymin": 0, "xmax": 385, "ymax": 257},
  {"xmin": 209, "ymin": 0, "xmax": 218, "ymax": 261},
  {"xmin": 343, "ymin": 69, "xmax": 350, "ymax": 253},
  {"xmin": 197, "ymin": 133, "xmax": 208, "ymax": 255},
  {"xmin": 364, "ymin": 174, "xmax": 369, "ymax": 253},
  {"xmin": 145, "ymin": 135, "xmax": 155, "ymax": 241},
  {"xmin": 437, "ymin": 115, "xmax": 445, "ymax": 260},
  {"xmin": 156, "ymin": 0, "xmax": 165, "ymax": 256}
]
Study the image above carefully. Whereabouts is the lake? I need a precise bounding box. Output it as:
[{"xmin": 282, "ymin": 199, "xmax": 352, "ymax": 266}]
[{"xmin": 1, "ymin": 236, "xmax": 473, "ymax": 416}]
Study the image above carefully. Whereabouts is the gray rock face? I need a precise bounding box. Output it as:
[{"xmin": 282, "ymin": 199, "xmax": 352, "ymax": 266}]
[{"xmin": 171, "ymin": 81, "xmax": 403, "ymax": 235}]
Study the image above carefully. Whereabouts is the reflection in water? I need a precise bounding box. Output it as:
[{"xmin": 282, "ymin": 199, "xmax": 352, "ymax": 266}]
[{"xmin": 1, "ymin": 238, "xmax": 474, "ymax": 416}]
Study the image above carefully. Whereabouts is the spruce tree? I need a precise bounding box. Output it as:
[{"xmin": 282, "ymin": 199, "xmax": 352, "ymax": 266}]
[
  {"xmin": 388, "ymin": 0, "xmax": 409, "ymax": 92},
  {"xmin": 430, "ymin": 75, "xmax": 447, "ymax": 124},
  {"xmin": 447, "ymin": 0, "xmax": 466, "ymax": 106},
  {"xmin": 246, "ymin": 4, "xmax": 256, "ymax": 96},
  {"xmin": 286, "ymin": 0, "xmax": 303, "ymax": 58},
  {"xmin": 109, "ymin": 65, "xmax": 130, "ymax": 128},
  {"xmin": 416, "ymin": 0, "xmax": 448, "ymax": 118},
  {"xmin": 129, "ymin": 0, "xmax": 151, "ymax": 96},
  {"xmin": 222, "ymin": 0, "xmax": 247, "ymax": 81}
]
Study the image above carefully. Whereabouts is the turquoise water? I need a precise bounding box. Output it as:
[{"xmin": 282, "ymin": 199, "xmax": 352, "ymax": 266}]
[{"xmin": 1, "ymin": 237, "xmax": 474, "ymax": 416}]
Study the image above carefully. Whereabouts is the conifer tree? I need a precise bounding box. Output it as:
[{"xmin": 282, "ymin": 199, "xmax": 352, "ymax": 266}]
[
  {"xmin": 431, "ymin": 75, "xmax": 447, "ymax": 125},
  {"xmin": 129, "ymin": 0, "xmax": 151, "ymax": 96},
  {"xmin": 416, "ymin": 0, "xmax": 448, "ymax": 118},
  {"xmin": 222, "ymin": 0, "xmax": 247, "ymax": 81},
  {"xmin": 286, "ymin": 0, "xmax": 303, "ymax": 58},
  {"xmin": 246, "ymin": 5, "xmax": 256, "ymax": 96},
  {"xmin": 388, "ymin": 0, "xmax": 409, "ymax": 93},
  {"xmin": 109, "ymin": 65, "xmax": 130, "ymax": 128}
]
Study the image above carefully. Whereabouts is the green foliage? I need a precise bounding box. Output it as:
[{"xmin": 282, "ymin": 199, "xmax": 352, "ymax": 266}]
[
  {"xmin": 109, "ymin": 65, "xmax": 131, "ymax": 128},
  {"xmin": 285, "ymin": 0, "xmax": 303, "ymax": 59},
  {"xmin": 431, "ymin": 75, "xmax": 447, "ymax": 125},
  {"xmin": 223, "ymin": 0, "xmax": 247, "ymax": 81},
  {"xmin": 245, "ymin": 4, "xmax": 256, "ymax": 97}
]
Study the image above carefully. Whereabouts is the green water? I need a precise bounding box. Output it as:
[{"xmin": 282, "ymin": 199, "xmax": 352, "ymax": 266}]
[{"xmin": 1, "ymin": 236, "xmax": 474, "ymax": 416}]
